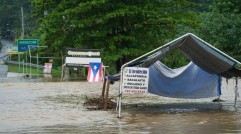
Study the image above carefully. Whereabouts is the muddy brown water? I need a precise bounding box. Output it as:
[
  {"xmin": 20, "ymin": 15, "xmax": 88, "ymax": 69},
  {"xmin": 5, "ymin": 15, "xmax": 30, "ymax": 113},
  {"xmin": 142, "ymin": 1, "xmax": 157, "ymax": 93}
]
[{"xmin": 0, "ymin": 77, "xmax": 241, "ymax": 133}]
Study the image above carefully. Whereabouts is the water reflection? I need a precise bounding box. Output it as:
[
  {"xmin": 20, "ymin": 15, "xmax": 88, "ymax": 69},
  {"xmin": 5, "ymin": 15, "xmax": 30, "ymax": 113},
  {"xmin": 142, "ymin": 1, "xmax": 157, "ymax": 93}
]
[
  {"xmin": 0, "ymin": 72, "xmax": 60, "ymax": 83},
  {"xmin": 0, "ymin": 79, "xmax": 241, "ymax": 133},
  {"xmin": 0, "ymin": 72, "xmax": 86, "ymax": 83},
  {"xmin": 123, "ymin": 102, "xmax": 223, "ymax": 113},
  {"xmin": 121, "ymin": 103, "xmax": 241, "ymax": 134}
]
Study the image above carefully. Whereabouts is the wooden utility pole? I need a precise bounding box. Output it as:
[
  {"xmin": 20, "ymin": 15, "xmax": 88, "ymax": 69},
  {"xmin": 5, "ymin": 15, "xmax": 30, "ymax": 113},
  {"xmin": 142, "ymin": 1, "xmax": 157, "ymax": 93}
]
[{"xmin": 21, "ymin": 6, "xmax": 24, "ymax": 39}]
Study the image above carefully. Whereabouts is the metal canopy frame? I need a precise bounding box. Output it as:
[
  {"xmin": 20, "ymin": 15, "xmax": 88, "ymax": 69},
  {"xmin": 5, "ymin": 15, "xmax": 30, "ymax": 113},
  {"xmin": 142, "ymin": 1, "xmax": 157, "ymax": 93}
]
[{"xmin": 116, "ymin": 33, "xmax": 241, "ymax": 118}]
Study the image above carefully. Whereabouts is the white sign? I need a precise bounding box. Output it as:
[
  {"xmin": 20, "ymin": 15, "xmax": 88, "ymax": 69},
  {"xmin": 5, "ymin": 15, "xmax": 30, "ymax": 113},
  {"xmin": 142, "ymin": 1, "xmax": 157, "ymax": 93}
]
[
  {"xmin": 43, "ymin": 63, "xmax": 52, "ymax": 73},
  {"xmin": 122, "ymin": 67, "xmax": 149, "ymax": 93},
  {"xmin": 65, "ymin": 48, "xmax": 101, "ymax": 67}
]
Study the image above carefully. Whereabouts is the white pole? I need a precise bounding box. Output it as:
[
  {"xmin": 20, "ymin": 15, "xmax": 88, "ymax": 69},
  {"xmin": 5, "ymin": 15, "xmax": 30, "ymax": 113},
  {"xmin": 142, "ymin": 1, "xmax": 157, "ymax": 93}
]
[
  {"xmin": 29, "ymin": 46, "xmax": 32, "ymax": 78},
  {"xmin": 37, "ymin": 53, "xmax": 39, "ymax": 74},
  {"xmin": 18, "ymin": 54, "xmax": 20, "ymax": 73},
  {"xmin": 26, "ymin": 52, "xmax": 27, "ymax": 75},
  {"xmin": 22, "ymin": 60, "xmax": 24, "ymax": 76},
  {"xmin": 234, "ymin": 77, "xmax": 239, "ymax": 107},
  {"xmin": 118, "ymin": 70, "xmax": 123, "ymax": 118},
  {"xmin": 61, "ymin": 51, "xmax": 64, "ymax": 81}
]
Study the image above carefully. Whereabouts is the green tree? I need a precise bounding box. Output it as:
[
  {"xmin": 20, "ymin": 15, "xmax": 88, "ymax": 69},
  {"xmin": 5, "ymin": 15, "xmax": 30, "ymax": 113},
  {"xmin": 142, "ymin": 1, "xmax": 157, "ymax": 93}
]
[
  {"xmin": 211, "ymin": 0, "xmax": 241, "ymax": 14},
  {"xmin": 32, "ymin": 0, "xmax": 197, "ymax": 73},
  {"xmin": 0, "ymin": 0, "xmax": 33, "ymax": 40},
  {"xmin": 191, "ymin": 0, "xmax": 241, "ymax": 62}
]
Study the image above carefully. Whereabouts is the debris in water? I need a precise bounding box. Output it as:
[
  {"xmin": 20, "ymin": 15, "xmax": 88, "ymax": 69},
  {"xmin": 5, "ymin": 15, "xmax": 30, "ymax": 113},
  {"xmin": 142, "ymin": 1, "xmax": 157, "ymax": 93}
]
[{"xmin": 84, "ymin": 95, "xmax": 116, "ymax": 110}]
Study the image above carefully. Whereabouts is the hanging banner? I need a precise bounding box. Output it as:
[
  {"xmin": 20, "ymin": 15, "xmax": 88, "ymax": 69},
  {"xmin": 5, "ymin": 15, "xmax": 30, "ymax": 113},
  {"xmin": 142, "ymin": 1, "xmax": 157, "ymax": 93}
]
[
  {"xmin": 122, "ymin": 67, "xmax": 149, "ymax": 93},
  {"xmin": 43, "ymin": 63, "xmax": 52, "ymax": 73}
]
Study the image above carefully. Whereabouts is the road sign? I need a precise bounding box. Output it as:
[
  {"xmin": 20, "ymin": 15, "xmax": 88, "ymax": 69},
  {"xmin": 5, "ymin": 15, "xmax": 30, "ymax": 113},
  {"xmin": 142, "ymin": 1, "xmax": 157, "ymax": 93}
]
[
  {"xmin": 7, "ymin": 51, "xmax": 24, "ymax": 55},
  {"xmin": 18, "ymin": 39, "xmax": 38, "ymax": 52}
]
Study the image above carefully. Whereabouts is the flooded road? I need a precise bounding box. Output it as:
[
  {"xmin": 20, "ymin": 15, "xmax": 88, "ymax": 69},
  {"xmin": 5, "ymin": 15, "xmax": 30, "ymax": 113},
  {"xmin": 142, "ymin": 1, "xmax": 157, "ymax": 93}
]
[{"xmin": 0, "ymin": 79, "xmax": 241, "ymax": 133}]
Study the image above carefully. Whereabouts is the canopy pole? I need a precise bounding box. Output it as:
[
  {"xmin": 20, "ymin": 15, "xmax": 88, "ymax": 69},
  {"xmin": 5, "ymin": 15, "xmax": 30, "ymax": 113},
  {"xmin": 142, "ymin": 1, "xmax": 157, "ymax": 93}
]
[
  {"xmin": 116, "ymin": 94, "xmax": 119, "ymax": 111},
  {"xmin": 104, "ymin": 80, "xmax": 110, "ymax": 110},
  {"xmin": 117, "ymin": 69, "xmax": 123, "ymax": 118},
  {"xmin": 118, "ymin": 94, "xmax": 122, "ymax": 118},
  {"xmin": 234, "ymin": 77, "xmax": 239, "ymax": 107}
]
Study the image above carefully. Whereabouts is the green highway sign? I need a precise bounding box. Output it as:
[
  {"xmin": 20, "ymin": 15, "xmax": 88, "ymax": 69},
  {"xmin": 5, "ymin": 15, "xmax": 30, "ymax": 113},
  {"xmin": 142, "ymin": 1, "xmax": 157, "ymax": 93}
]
[{"xmin": 18, "ymin": 39, "xmax": 38, "ymax": 52}]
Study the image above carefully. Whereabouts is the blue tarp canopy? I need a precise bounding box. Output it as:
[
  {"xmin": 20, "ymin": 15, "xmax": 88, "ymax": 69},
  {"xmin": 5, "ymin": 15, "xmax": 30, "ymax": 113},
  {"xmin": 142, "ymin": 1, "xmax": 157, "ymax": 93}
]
[
  {"xmin": 148, "ymin": 61, "xmax": 221, "ymax": 98},
  {"xmin": 113, "ymin": 33, "xmax": 241, "ymax": 98}
]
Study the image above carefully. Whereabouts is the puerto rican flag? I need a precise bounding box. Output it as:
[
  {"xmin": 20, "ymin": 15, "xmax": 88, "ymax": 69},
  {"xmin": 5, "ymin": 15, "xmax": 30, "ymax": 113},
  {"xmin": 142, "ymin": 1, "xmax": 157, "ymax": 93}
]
[{"xmin": 87, "ymin": 62, "xmax": 103, "ymax": 82}]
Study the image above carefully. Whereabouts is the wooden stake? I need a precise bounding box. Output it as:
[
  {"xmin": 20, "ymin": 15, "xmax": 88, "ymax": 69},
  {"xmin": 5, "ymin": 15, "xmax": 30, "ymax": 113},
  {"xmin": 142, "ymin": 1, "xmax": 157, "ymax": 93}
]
[
  {"xmin": 104, "ymin": 80, "xmax": 110, "ymax": 110},
  {"xmin": 101, "ymin": 68, "xmax": 107, "ymax": 109},
  {"xmin": 102, "ymin": 68, "xmax": 107, "ymax": 97}
]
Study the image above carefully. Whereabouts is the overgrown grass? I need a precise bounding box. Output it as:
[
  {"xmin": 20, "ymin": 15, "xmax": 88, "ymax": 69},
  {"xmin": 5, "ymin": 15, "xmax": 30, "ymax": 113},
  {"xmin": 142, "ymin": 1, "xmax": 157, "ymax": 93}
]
[{"xmin": 8, "ymin": 64, "xmax": 61, "ymax": 77}]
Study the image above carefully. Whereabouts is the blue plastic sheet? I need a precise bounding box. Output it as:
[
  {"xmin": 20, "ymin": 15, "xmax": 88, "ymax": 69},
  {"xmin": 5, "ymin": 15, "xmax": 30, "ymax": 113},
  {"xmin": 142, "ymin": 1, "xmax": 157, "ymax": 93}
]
[{"xmin": 148, "ymin": 61, "xmax": 221, "ymax": 99}]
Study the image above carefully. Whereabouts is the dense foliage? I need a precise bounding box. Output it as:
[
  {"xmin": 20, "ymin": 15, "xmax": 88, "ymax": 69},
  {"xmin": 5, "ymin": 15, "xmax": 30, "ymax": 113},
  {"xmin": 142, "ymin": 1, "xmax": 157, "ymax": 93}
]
[
  {"xmin": 1, "ymin": 0, "xmax": 241, "ymax": 73},
  {"xmin": 32, "ymin": 0, "xmax": 197, "ymax": 72},
  {"xmin": 195, "ymin": 0, "xmax": 241, "ymax": 61}
]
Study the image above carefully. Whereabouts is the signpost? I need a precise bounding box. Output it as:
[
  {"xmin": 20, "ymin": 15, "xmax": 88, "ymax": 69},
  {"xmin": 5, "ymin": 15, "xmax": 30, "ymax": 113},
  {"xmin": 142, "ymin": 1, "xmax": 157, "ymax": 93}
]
[{"xmin": 17, "ymin": 39, "xmax": 38, "ymax": 76}]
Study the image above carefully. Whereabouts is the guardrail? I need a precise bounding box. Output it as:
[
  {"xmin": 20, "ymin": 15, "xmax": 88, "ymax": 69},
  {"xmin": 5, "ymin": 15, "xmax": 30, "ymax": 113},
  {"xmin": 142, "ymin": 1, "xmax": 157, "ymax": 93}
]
[
  {"xmin": 4, "ymin": 60, "xmax": 44, "ymax": 68},
  {"xmin": 0, "ymin": 54, "xmax": 8, "ymax": 60}
]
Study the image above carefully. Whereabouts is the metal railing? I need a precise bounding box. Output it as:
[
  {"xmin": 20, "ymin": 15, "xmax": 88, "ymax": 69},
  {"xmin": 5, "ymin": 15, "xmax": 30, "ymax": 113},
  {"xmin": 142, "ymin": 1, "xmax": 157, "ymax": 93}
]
[
  {"xmin": 4, "ymin": 60, "xmax": 44, "ymax": 68},
  {"xmin": 0, "ymin": 54, "xmax": 8, "ymax": 60}
]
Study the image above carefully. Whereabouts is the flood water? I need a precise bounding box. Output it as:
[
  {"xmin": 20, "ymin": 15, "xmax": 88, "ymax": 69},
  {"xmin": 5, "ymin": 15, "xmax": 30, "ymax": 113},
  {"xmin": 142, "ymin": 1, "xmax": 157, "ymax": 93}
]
[{"xmin": 0, "ymin": 77, "xmax": 241, "ymax": 133}]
